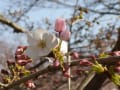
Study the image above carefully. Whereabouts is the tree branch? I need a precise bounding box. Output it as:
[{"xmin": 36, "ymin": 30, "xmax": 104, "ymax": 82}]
[
  {"xmin": 51, "ymin": 0, "xmax": 120, "ymax": 15},
  {"xmin": 1, "ymin": 55, "xmax": 120, "ymax": 90},
  {"xmin": 15, "ymin": 0, "xmax": 39, "ymax": 22},
  {"xmin": 0, "ymin": 14, "xmax": 26, "ymax": 33}
]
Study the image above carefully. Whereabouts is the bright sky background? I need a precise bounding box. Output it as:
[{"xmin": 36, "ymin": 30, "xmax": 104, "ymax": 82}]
[
  {"xmin": 0, "ymin": 0, "xmax": 120, "ymax": 69},
  {"xmin": 0, "ymin": 0, "xmax": 120, "ymax": 52}
]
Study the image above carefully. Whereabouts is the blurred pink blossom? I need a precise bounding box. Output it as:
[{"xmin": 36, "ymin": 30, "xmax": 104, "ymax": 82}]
[
  {"xmin": 114, "ymin": 66, "xmax": 120, "ymax": 72},
  {"xmin": 60, "ymin": 30, "xmax": 71, "ymax": 41},
  {"xmin": 25, "ymin": 80, "xmax": 35, "ymax": 89},
  {"xmin": 113, "ymin": 51, "xmax": 120, "ymax": 56},
  {"xmin": 15, "ymin": 46, "xmax": 32, "ymax": 66},
  {"xmin": 53, "ymin": 59, "xmax": 60, "ymax": 67},
  {"xmin": 55, "ymin": 18, "xmax": 66, "ymax": 32},
  {"xmin": 70, "ymin": 51, "xmax": 79, "ymax": 59}
]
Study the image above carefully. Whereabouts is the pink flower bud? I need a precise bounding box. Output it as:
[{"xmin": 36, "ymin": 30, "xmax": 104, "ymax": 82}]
[
  {"xmin": 53, "ymin": 60, "xmax": 60, "ymax": 67},
  {"xmin": 63, "ymin": 71, "xmax": 70, "ymax": 78},
  {"xmin": 55, "ymin": 18, "xmax": 66, "ymax": 32},
  {"xmin": 70, "ymin": 51, "xmax": 79, "ymax": 59},
  {"xmin": 18, "ymin": 46, "xmax": 27, "ymax": 51},
  {"xmin": 79, "ymin": 59, "xmax": 93, "ymax": 66},
  {"xmin": 114, "ymin": 66, "xmax": 120, "ymax": 72},
  {"xmin": 15, "ymin": 54, "xmax": 30, "ymax": 60},
  {"xmin": 15, "ymin": 49, "xmax": 23, "ymax": 55},
  {"xmin": 25, "ymin": 80, "xmax": 35, "ymax": 89},
  {"xmin": 89, "ymin": 55, "xmax": 96, "ymax": 60},
  {"xmin": 60, "ymin": 30, "xmax": 71, "ymax": 41},
  {"xmin": 17, "ymin": 59, "xmax": 32, "ymax": 66},
  {"xmin": 15, "ymin": 46, "xmax": 27, "ymax": 55},
  {"xmin": 113, "ymin": 51, "xmax": 120, "ymax": 56}
]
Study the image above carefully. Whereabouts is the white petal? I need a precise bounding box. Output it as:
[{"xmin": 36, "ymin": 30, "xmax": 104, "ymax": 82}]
[
  {"xmin": 25, "ymin": 29, "xmax": 59, "ymax": 60},
  {"xmin": 33, "ymin": 29, "xmax": 47, "ymax": 40},
  {"xmin": 38, "ymin": 47, "xmax": 51, "ymax": 57},
  {"xmin": 26, "ymin": 29, "xmax": 48, "ymax": 46},
  {"xmin": 50, "ymin": 34, "xmax": 58, "ymax": 48},
  {"xmin": 26, "ymin": 31, "xmax": 38, "ymax": 46},
  {"xmin": 25, "ymin": 46, "xmax": 40, "ymax": 60},
  {"xmin": 45, "ymin": 33, "xmax": 58, "ymax": 49},
  {"xmin": 58, "ymin": 39, "xmax": 68, "ymax": 54}
]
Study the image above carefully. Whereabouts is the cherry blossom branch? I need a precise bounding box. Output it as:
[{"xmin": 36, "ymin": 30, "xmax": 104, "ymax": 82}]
[
  {"xmin": 1, "ymin": 56, "xmax": 120, "ymax": 90},
  {"xmin": 0, "ymin": 14, "xmax": 26, "ymax": 33},
  {"xmin": 71, "ymin": 56, "xmax": 120, "ymax": 66},
  {"xmin": 3, "ymin": 65, "xmax": 61, "ymax": 90},
  {"xmin": 51, "ymin": 0, "xmax": 120, "ymax": 15}
]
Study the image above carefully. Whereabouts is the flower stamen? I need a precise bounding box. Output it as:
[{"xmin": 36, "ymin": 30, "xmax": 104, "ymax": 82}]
[{"xmin": 38, "ymin": 40, "xmax": 46, "ymax": 48}]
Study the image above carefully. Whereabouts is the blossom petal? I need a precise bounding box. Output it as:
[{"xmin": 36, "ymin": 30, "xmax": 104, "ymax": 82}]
[
  {"xmin": 58, "ymin": 39, "xmax": 68, "ymax": 54},
  {"xmin": 27, "ymin": 29, "xmax": 48, "ymax": 46},
  {"xmin": 26, "ymin": 29, "xmax": 58, "ymax": 60},
  {"xmin": 61, "ymin": 40, "xmax": 68, "ymax": 54},
  {"xmin": 38, "ymin": 47, "xmax": 51, "ymax": 57},
  {"xmin": 25, "ymin": 46, "xmax": 40, "ymax": 60},
  {"xmin": 33, "ymin": 29, "xmax": 48, "ymax": 40},
  {"xmin": 44, "ymin": 33, "xmax": 58, "ymax": 49},
  {"xmin": 26, "ymin": 32, "xmax": 38, "ymax": 46},
  {"xmin": 50, "ymin": 34, "xmax": 59, "ymax": 48}
]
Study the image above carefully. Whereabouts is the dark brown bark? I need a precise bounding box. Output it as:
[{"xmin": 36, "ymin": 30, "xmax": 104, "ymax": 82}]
[{"xmin": 84, "ymin": 73, "xmax": 108, "ymax": 90}]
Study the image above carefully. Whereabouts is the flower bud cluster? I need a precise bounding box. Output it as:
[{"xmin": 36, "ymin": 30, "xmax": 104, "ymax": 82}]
[
  {"xmin": 15, "ymin": 46, "xmax": 32, "ymax": 66},
  {"xmin": 109, "ymin": 51, "xmax": 120, "ymax": 72},
  {"xmin": 55, "ymin": 18, "xmax": 71, "ymax": 41},
  {"xmin": 0, "ymin": 46, "xmax": 35, "ymax": 89}
]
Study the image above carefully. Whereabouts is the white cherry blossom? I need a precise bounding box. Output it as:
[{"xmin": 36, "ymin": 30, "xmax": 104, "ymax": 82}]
[{"xmin": 25, "ymin": 29, "xmax": 58, "ymax": 60}]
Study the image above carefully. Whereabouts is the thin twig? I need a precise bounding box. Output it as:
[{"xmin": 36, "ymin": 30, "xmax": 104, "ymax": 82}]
[
  {"xmin": 15, "ymin": 0, "xmax": 39, "ymax": 22},
  {"xmin": 51, "ymin": 0, "xmax": 120, "ymax": 15}
]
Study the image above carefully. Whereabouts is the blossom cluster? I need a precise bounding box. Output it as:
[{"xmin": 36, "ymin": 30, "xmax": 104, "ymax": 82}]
[
  {"xmin": 1, "ymin": 46, "xmax": 35, "ymax": 89},
  {"xmin": 55, "ymin": 18, "xmax": 71, "ymax": 41}
]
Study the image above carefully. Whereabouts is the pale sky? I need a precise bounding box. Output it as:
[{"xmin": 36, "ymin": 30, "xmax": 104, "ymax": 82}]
[{"xmin": 0, "ymin": 0, "xmax": 119, "ymax": 54}]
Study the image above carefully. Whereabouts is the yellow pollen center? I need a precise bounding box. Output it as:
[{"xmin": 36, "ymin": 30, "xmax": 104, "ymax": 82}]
[{"xmin": 38, "ymin": 40, "xmax": 46, "ymax": 48}]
